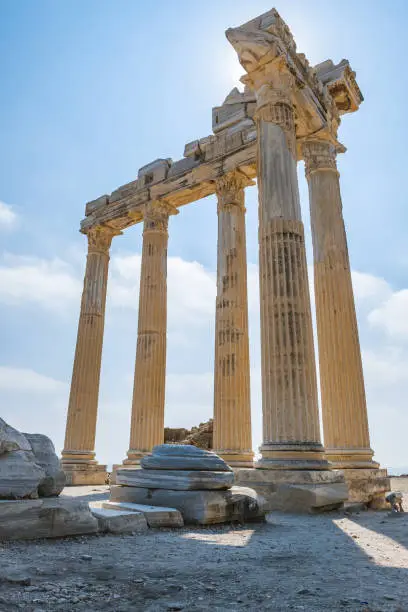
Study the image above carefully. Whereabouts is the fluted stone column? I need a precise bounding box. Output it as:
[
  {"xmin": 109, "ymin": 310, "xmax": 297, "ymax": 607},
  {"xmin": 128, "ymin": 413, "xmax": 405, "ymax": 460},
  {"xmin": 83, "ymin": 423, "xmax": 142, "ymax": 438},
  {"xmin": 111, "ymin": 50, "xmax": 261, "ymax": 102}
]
[
  {"xmin": 254, "ymin": 84, "xmax": 327, "ymax": 470},
  {"xmin": 125, "ymin": 201, "xmax": 178, "ymax": 464},
  {"xmin": 303, "ymin": 139, "xmax": 377, "ymax": 469},
  {"xmin": 213, "ymin": 171, "xmax": 254, "ymax": 467},
  {"xmin": 62, "ymin": 225, "xmax": 120, "ymax": 485}
]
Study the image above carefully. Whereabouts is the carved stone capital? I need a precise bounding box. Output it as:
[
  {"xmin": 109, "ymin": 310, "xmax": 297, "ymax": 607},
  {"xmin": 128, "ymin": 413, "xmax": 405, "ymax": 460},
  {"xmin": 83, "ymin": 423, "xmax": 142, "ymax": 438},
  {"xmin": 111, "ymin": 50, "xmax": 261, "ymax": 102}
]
[
  {"xmin": 254, "ymin": 83, "xmax": 296, "ymax": 157},
  {"xmin": 302, "ymin": 139, "xmax": 338, "ymax": 178},
  {"xmin": 142, "ymin": 200, "xmax": 179, "ymax": 234},
  {"xmin": 215, "ymin": 171, "xmax": 253, "ymax": 213},
  {"xmin": 86, "ymin": 226, "xmax": 121, "ymax": 255}
]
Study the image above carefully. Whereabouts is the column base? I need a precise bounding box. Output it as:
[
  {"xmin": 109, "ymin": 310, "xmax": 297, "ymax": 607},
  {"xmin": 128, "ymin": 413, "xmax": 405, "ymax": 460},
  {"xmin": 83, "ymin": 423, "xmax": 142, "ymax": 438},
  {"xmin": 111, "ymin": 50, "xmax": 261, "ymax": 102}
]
[
  {"xmin": 215, "ymin": 450, "xmax": 254, "ymax": 468},
  {"xmin": 123, "ymin": 450, "xmax": 149, "ymax": 466},
  {"xmin": 258, "ymin": 442, "xmax": 330, "ymax": 471},
  {"xmin": 61, "ymin": 462, "xmax": 108, "ymax": 486},
  {"xmin": 337, "ymin": 467, "xmax": 391, "ymax": 508},
  {"xmin": 325, "ymin": 448, "xmax": 379, "ymax": 469},
  {"xmin": 234, "ymin": 467, "xmax": 348, "ymax": 513}
]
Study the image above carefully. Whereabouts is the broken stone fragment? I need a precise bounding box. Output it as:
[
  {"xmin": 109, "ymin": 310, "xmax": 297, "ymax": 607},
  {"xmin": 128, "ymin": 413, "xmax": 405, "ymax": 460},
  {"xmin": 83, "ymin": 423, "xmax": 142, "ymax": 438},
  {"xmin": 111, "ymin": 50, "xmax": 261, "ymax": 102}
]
[
  {"xmin": 24, "ymin": 433, "xmax": 66, "ymax": 497},
  {"xmin": 116, "ymin": 468, "xmax": 234, "ymax": 491},
  {"xmin": 141, "ymin": 444, "xmax": 232, "ymax": 472},
  {"xmin": 0, "ymin": 418, "xmax": 65, "ymax": 499}
]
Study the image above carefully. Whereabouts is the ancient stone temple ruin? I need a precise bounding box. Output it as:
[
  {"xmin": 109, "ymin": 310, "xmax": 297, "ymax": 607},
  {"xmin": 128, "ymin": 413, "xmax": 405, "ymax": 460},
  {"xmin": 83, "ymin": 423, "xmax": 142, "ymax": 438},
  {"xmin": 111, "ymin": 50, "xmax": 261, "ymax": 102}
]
[{"xmin": 62, "ymin": 9, "xmax": 389, "ymax": 509}]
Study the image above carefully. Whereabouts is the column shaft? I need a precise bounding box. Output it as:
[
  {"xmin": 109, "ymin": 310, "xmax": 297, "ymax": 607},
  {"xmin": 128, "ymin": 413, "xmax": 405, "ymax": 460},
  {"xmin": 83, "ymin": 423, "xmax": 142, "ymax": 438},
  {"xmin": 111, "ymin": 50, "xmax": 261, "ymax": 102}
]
[
  {"xmin": 213, "ymin": 171, "xmax": 254, "ymax": 467},
  {"xmin": 62, "ymin": 226, "xmax": 119, "ymax": 480},
  {"xmin": 303, "ymin": 139, "xmax": 376, "ymax": 468},
  {"xmin": 256, "ymin": 87, "xmax": 327, "ymax": 469},
  {"xmin": 126, "ymin": 201, "xmax": 177, "ymax": 463}
]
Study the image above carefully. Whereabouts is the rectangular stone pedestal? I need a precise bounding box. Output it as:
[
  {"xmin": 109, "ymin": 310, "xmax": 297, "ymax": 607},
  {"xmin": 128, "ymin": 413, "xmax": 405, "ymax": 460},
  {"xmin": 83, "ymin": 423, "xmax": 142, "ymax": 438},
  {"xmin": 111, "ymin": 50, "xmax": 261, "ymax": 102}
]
[
  {"xmin": 234, "ymin": 468, "xmax": 348, "ymax": 513},
  {"xmin": 338, "ymin": 468, "xmax": 390, "ymax": 508},
  {"xmin": 62, "ymin": 463, "xmax": 108, "ymax": 486},
  {"xmin": 110, "ymin": 485, "xmax": 265, "ymax": 525}
]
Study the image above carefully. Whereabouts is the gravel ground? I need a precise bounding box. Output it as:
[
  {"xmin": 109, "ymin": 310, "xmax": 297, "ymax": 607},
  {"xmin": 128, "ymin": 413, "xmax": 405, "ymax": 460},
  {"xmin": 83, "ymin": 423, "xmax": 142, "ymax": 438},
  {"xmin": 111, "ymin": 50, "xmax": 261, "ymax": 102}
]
[{"xmin": 0, "ymin": 480, "xmax": 407, "ymax": 612}]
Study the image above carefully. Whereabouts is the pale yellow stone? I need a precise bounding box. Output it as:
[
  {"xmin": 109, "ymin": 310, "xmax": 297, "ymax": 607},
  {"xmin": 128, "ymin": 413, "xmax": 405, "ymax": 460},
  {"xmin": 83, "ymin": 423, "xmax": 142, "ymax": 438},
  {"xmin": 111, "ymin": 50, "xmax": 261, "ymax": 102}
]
[
  {"xmin": 62, "ymin": 226, "xmax": 120, "ymax": 483},
  {"xmin": 213, "ymin": 171, "xmax": 254, "ymax": 467},
  {"xmin": 302, "ymin": 139, "xmax": 378, "ymax": 470},
  {"xmin": 125, "ymin": 201, "xmax": 178, "ymax": 464}
]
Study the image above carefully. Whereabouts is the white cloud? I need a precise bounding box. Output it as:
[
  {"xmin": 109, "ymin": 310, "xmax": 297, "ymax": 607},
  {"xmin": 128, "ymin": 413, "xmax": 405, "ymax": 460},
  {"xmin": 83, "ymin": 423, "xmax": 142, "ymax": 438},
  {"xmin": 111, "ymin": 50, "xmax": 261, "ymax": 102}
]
[
  {"xmin": 352, "ymin": 270, "xmax": 391, "ymax": 303},
  {"xmin": 110, "ymin": 253, "xmax": 216, "ymax": 325},
  {"xmin": 369, "ymin": 289, "xmax": 408, "ymax": 339},
  {"xmin": 0, "ymin": 366, "xmax": 67, "ymax": 393},
  {"xmin": 0, "ymin": 201, "xmax": 17, "ymax": 230},
  {"xmin": 0, "ymin": 254, "xmax": 81, "ymax": 311}
]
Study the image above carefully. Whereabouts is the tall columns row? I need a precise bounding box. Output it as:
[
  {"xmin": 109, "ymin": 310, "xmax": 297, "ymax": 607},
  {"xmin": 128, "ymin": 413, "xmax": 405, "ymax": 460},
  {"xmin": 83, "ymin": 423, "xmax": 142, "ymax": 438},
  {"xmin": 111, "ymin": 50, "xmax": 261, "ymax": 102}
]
[{"xmin": 62, "ymin": 141, "xmax": 376, "ymax": 479}]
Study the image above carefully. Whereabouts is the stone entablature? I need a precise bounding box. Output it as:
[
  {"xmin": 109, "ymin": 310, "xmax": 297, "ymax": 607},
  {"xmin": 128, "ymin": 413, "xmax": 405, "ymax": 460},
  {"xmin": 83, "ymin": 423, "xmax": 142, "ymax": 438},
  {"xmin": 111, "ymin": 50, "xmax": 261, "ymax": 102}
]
[{"xmin": 81, "ymin": 9, "xmax": 361, "ymax": 235}]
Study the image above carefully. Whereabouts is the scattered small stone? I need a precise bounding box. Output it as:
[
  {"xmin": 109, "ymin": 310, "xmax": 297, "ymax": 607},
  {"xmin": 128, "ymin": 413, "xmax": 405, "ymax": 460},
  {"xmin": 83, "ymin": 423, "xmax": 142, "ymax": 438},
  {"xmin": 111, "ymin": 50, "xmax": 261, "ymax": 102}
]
[{"xmin": 4, "ymin": 574, "xmax": 31, "ymax": 586}]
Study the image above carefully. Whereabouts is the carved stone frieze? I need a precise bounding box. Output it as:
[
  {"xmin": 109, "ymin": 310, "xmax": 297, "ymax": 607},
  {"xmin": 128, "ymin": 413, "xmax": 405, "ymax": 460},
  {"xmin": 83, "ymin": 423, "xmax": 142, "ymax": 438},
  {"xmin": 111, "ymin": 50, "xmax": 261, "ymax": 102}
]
[
  {"xmin": 302, "ymin": 140, "xmax": 338, "ymax": 178},
  {"xmin": 215, "ymin": 171, "xmax": 254, "ymax": 213}
]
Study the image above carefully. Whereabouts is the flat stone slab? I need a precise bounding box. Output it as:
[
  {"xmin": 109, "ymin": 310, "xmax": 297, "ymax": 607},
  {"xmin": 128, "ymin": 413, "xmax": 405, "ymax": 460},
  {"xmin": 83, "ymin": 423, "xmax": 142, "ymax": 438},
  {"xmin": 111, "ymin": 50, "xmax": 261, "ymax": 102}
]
[
  {"xmin": 234, "ymin": 468, "xmax": 348, "ymax": 513},
  {"xmin": 0, "ymin": 498, "xmax": 98, "ymax": 540},
  {"xmin": 141, "ymin": 444, "xmax": 232, "ymax": 472},
  {"xmin": 102, "ymin": 501, "xmax": 184, "ymax": 528},
  {"xmin": 116, "ymin": 468, "xmax": 234, "ymax": 491},
  {"xmin": 110, "ymin": 485, "xmax": 265, "ymax": 525},
  {"xmin": 90, "ymin": 505, "xmax": 148, "ymax": 534}
]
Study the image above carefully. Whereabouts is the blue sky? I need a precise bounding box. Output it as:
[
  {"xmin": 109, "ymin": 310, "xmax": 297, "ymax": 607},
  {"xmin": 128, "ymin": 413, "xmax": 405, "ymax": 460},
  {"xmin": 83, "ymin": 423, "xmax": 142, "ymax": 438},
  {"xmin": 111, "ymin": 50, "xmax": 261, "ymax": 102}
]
[{"xmin": 1, "ymin": 1, "xmax": 408, "ymax": 471}]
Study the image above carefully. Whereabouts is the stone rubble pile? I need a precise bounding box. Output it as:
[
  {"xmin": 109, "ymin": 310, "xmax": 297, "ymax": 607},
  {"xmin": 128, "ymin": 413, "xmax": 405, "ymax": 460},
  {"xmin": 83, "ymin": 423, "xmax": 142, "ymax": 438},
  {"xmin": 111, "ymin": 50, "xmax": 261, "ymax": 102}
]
[{"xmin": 111, "ymin": 444, "xmax": 265, "ymax": 525}]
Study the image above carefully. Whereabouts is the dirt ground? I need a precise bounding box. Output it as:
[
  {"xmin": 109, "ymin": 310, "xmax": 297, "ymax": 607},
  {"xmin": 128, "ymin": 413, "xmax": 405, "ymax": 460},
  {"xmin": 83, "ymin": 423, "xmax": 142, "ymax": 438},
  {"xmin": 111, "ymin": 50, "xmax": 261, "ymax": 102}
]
[{"xmin": 0, "ymin": 479, "xmax": 407, "ymax": 612}]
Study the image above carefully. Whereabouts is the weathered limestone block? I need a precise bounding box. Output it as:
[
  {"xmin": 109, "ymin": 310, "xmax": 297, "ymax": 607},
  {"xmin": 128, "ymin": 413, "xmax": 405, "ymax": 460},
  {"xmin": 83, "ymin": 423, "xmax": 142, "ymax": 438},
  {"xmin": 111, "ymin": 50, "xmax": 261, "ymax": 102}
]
[
  {"xmin": 234, "ymin": 469, "xmax": 348, "ymax": 513},
  {"xmin": 24, "ymin": 433, "xmax": 66, "ymax": 497},
  {"xmin": 110, "ymin": 485, "xmax": 265, "ymax": 525},
  {"xmin": 102, "ymin": 501, "xmax": 184, "ymax": 528},
  {"xmin": 116, "ymin": 468, "xmax": 234, "ymax": 491},
  {"xmin": 90, "ymin": 506, "xmax": 148, "ymax": 534},
  {"xmin": 141, "ymin": 444, "xmax": 232, "ymax": 472},
  {"xmin": 0, "ymin": 418, "xmax": 32, "ymax": 454},
  {"xmin": 0, "ymin": 498, "xmax": 98, "ymax": 540},
  {"xmin": 0, "ymin": 419, "xmax": 46, "ymax": 500},
  {"xmin": 64, "ymin": 464, "xmax": 107, "ymax": 486},
  {"xmin": 0, "ymin": 450, "xmax": 45, "ymax": 500},
  {"xmin": 340, "ymin": 468, "xmax": 390, "ymax": 507}
]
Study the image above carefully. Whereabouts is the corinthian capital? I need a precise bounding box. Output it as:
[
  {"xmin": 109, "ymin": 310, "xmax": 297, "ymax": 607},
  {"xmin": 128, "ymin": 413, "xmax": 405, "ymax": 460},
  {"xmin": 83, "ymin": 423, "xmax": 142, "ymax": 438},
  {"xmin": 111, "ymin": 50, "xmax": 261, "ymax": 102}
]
[
  {"xmin": 86, "ymin": 226, "xmax": 121, "ymax": 254},
  {"xmin": 215, "ymin": 171, "xmax": 254, "ymax": 213},
  {"xmin": 302, "ymin": 139, "xmax": 338, "ymax": 178},
  {"xmin": 142, "ymin": 200, "xmax": 179, "ymax": 234}
]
